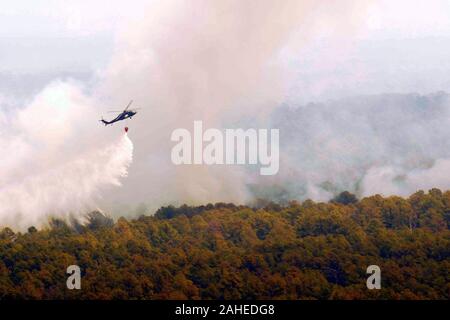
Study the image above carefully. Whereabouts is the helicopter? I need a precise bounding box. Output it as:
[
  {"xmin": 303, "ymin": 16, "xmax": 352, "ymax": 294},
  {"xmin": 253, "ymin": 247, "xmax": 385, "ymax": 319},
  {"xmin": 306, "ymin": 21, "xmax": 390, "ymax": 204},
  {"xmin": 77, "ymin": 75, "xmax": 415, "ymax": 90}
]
[{"xmin": 100, "ymin": 100, "xmax": 139, "ymax": 126}]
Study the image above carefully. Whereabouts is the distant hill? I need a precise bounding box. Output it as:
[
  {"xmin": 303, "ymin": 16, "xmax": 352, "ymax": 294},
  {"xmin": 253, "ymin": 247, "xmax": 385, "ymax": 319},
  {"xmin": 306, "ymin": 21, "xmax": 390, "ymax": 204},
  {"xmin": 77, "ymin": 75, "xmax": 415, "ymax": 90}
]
[{"xmin": 258, "ymin": 92, "xmax": 450, "ymax": 201}]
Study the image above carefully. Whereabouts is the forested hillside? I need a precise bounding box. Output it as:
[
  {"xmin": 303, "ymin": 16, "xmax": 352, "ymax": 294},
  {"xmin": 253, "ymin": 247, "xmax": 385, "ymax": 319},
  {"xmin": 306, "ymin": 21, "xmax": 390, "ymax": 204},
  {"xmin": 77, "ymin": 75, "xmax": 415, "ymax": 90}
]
[{"xmin": 0, "ymin": 189, "xmax": 449, "ymax": 299}]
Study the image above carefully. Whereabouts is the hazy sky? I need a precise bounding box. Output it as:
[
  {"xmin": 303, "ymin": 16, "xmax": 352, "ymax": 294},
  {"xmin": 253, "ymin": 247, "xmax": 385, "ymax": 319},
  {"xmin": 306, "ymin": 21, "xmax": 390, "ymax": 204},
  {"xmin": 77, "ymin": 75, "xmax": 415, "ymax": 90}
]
[
  {"xmin": 0, "ymin": 0, "xmax": 150, "ymax": 37},
  {"xmin": 1, "ymin": 0, "xmax": 450, "ymax": 101},
  {"xmin": 2, "ymin": 0, "xmax": 450, "ymax": 38}
]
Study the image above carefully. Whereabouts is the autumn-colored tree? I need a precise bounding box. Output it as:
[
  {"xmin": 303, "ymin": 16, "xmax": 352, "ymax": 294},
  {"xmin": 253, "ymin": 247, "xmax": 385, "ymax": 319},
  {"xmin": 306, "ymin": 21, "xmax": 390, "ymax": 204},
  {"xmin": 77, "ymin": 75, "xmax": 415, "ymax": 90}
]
[{"xmin": 0, "ymin": 189, "xmax": 448, "ymax": 300}]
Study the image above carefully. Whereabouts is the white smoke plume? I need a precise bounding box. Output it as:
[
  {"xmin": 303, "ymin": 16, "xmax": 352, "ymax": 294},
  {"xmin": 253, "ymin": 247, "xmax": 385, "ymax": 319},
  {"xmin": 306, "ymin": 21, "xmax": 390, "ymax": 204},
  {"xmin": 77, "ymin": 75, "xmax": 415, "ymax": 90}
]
[
  {"xmin": 96, "ymin": 0, "xmax": 374, "ymax": 211},
  {"xmin": 0, "ymin": 0, "xmax": 386, "ymax": 229},
  {"xmin": 0, "ymin": 81, "xmax": 133, "ymax": 230}
]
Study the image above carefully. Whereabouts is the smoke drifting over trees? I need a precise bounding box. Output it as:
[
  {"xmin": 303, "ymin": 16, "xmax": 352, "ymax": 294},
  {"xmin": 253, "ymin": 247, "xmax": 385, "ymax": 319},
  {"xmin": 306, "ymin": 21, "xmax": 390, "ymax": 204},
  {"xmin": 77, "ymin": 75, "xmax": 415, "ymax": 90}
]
[
  {"xmin": 264, "ymin": 92, "xmax": 450, "ymax": 201},
  {"xmin": 2, "ymin": 1, "xmax": 450, "ymax": 230},
  {"xmin": 0, "ymin": 1, "xmax": 376, "ymax": 229}
]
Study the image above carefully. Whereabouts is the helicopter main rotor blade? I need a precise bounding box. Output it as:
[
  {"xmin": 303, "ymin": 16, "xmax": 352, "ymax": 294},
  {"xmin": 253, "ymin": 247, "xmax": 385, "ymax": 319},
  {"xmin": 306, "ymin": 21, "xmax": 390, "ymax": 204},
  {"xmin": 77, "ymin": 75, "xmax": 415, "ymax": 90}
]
[{"xmin": 124, "ymin": 100, "xmax": 133, "ymax": 111}]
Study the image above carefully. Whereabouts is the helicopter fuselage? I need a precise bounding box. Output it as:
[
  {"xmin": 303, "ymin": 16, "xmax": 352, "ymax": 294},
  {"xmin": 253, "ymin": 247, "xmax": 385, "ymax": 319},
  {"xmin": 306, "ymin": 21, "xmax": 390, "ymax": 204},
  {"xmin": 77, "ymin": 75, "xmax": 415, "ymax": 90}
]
[{"xmin": 101, "ymin": 110, "xmax": 137, "ymax": 126}]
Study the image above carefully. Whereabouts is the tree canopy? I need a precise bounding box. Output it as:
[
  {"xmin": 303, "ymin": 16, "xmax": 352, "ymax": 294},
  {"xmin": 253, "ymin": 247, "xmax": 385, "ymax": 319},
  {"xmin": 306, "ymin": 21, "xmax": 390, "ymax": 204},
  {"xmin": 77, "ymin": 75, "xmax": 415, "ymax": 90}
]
[{"xmin": 0, "ymin": 189, "xmax": 449, "ymax": 299}]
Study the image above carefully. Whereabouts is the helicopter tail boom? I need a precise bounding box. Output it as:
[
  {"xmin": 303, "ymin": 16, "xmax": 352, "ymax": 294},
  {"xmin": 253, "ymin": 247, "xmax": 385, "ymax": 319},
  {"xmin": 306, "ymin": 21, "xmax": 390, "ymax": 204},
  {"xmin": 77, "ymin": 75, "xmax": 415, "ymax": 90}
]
[{"xmin": 100, "ymin": 119, "xmax": 111, "ymax": 126}]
